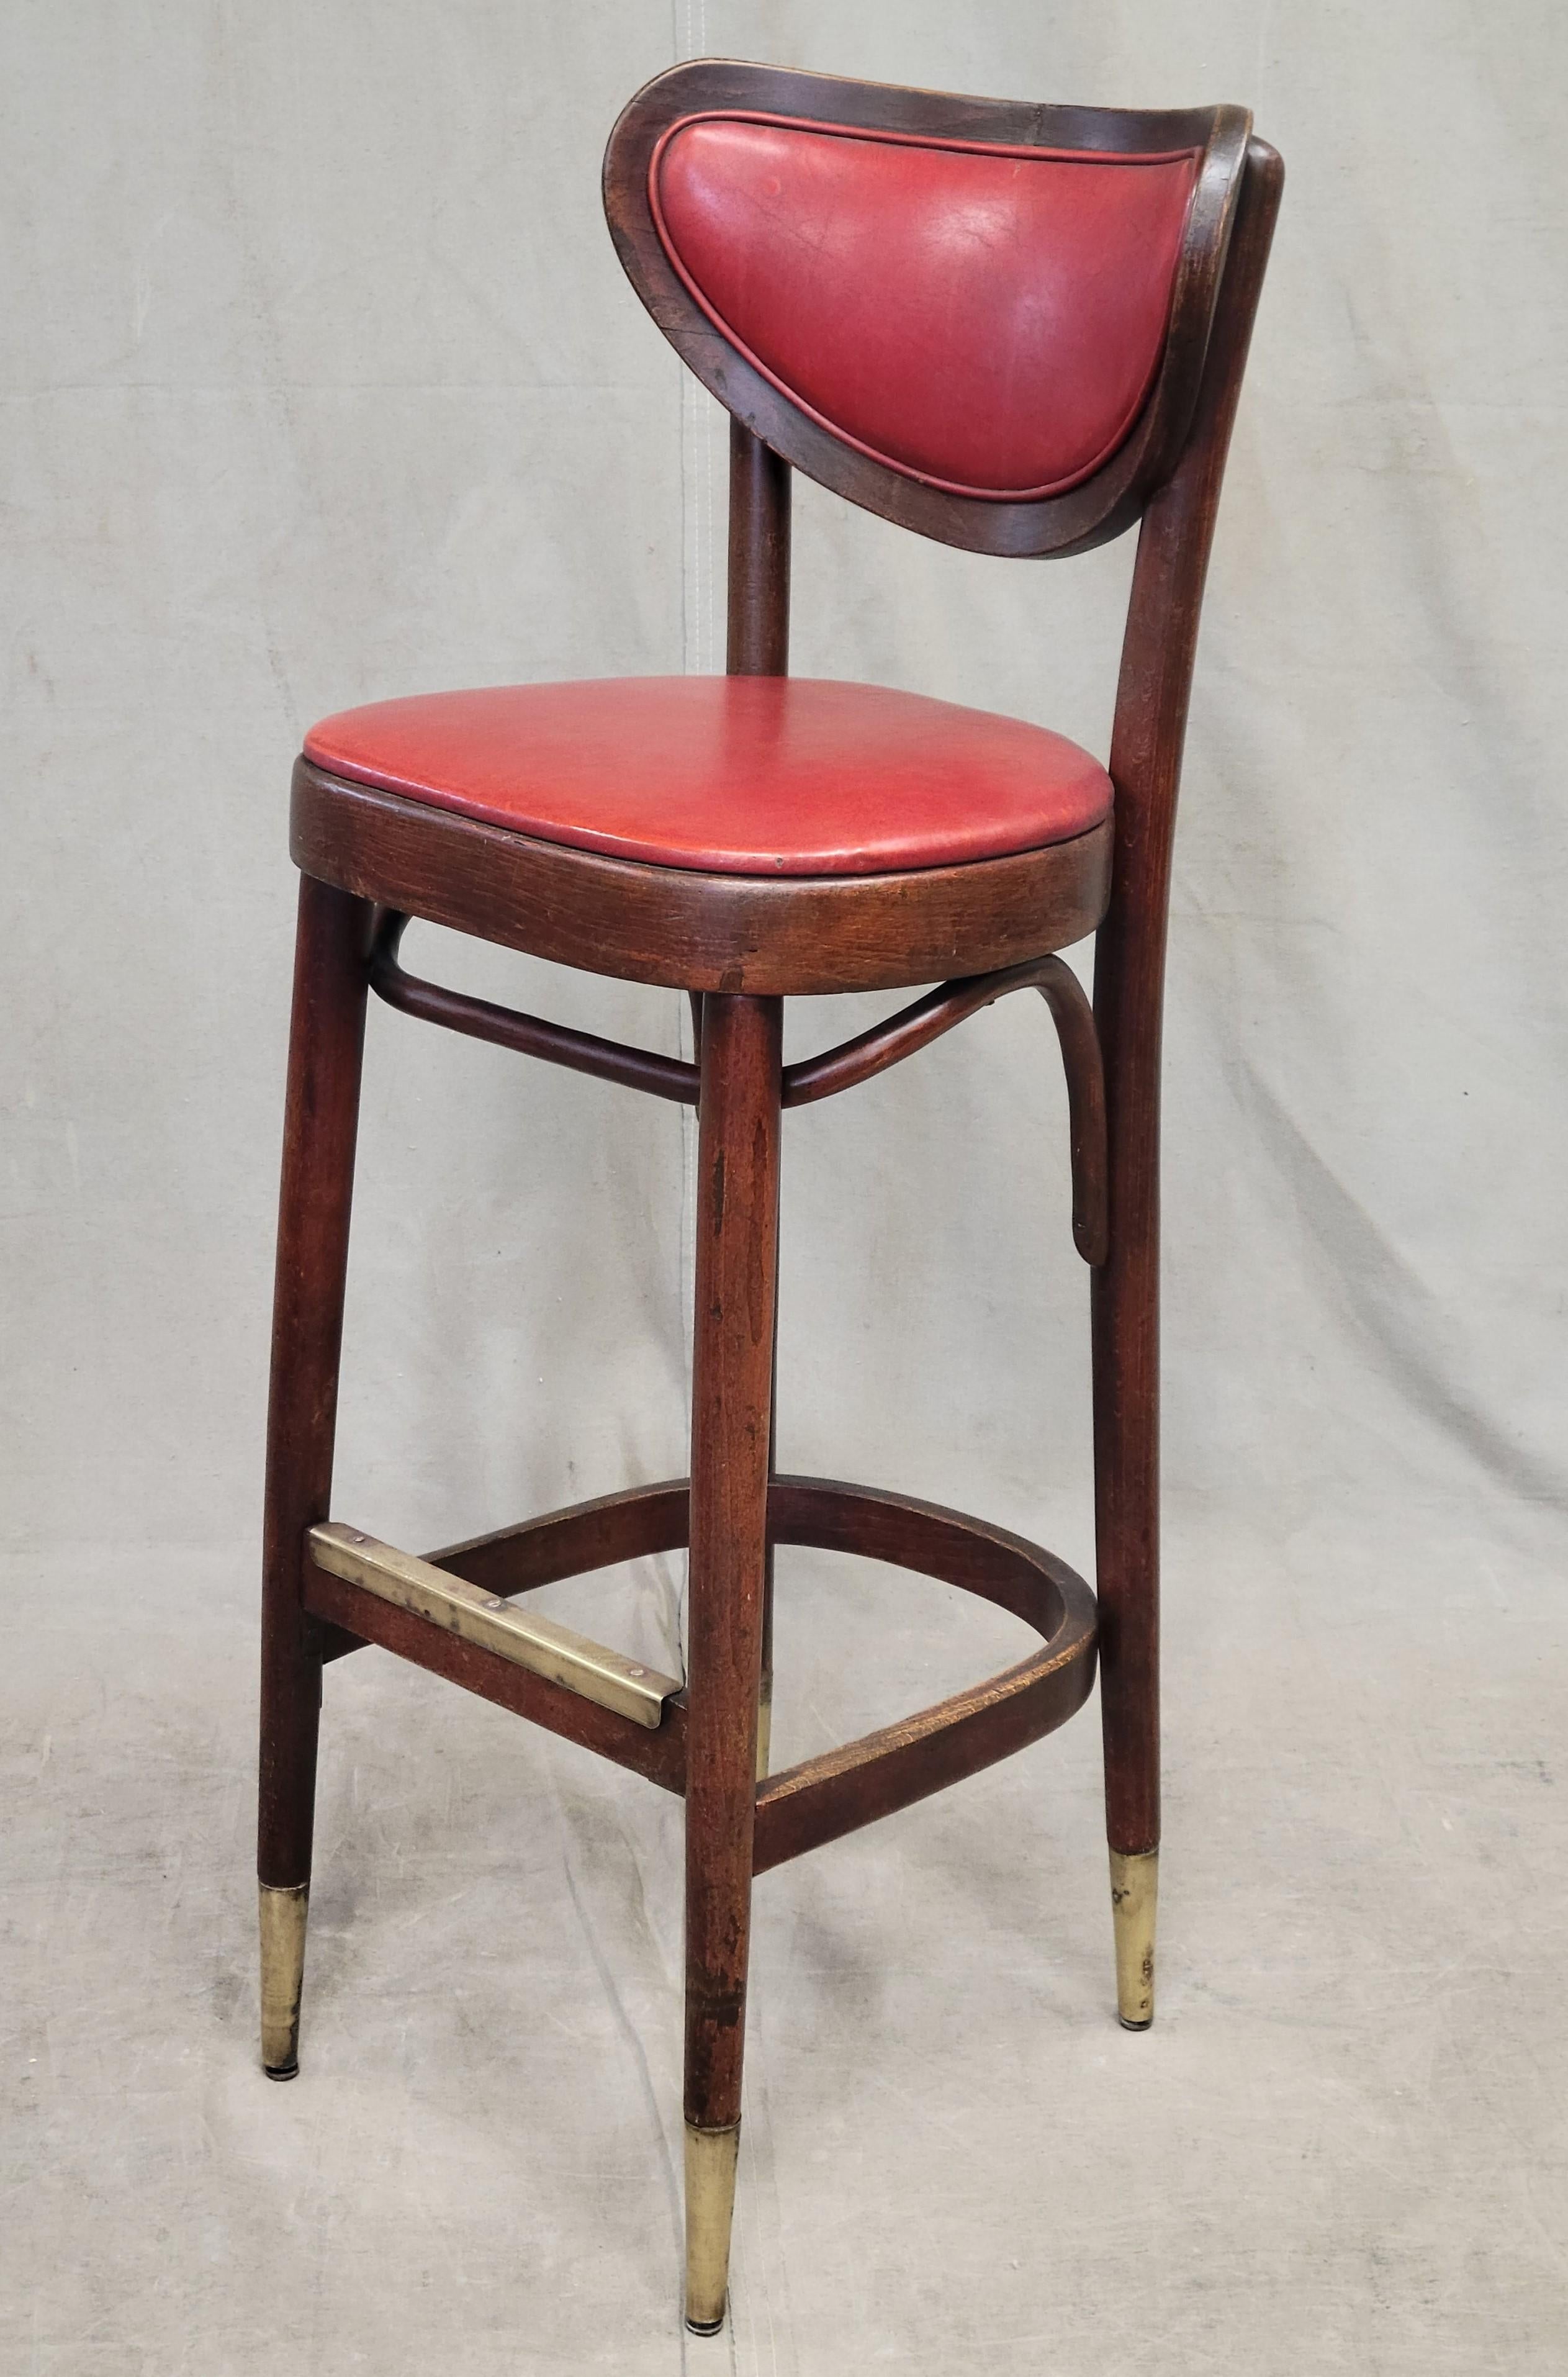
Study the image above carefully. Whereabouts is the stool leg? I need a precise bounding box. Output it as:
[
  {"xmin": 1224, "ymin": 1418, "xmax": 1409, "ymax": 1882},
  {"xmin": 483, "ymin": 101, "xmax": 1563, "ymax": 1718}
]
[
  {"xmin": 1091, "ymin": 1086, "xmax": 1160, "ymax": 2030},
  {"xmin": 683, "ymin": 993, "xmax": 782, "ymax": 2332},
  {"xmin": 257, "ymin": 877, "xmax": 372, "ymax": 2078},
  {"xmin": 691, "ymin": 983, "xmax": 775, "ymax": 1784}
]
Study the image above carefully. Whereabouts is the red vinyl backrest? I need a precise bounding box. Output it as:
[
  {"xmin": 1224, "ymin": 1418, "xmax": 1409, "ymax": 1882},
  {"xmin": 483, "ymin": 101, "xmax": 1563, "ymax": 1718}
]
[
  {"xmin": 650, "ymin": 113, "xmax": 1201, "ymax": 504},
  {"xmin": 606, "ymin": 67, "xmax": 1252, "ymax": 556}
]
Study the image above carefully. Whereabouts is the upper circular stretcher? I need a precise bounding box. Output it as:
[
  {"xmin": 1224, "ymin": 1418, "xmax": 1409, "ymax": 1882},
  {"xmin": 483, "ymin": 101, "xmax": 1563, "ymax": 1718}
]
[{"xmin": 302, "ymin": 677, "xmax": 1113, "ymax": 877}]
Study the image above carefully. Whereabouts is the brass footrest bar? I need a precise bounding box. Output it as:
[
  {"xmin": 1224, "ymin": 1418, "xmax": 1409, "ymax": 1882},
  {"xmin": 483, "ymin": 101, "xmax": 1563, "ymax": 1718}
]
[
  {"xmin": 304, "ymin": 1540, "xmax": 688, "ymax": 1791},
  {"xmin": 307, "ymin": 1522, "xmax": 682, "ymax": 1726}
]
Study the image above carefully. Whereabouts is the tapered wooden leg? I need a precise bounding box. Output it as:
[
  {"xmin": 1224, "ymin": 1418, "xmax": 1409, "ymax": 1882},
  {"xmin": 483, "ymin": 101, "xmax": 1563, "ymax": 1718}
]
[
  {"xmin": 692, "ymin": 982, "xmax": 775, "ymax": 1783},
  {"xmin": 683, "ymin": 993, "xmax": 782, "ymax": 2332},
  {"xmin": 257, "ymin": 876, "xmax": 372, "ymax": 2077},
  {"xmin": 1091, "ymin": 987, "xmax": 1161, "ymax": 2028}
]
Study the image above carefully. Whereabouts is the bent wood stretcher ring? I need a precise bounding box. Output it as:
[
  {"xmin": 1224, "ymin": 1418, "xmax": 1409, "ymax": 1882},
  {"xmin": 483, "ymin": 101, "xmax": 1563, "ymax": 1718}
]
[{"xmin": 304, "ymin": 1480, "xmax": 1098, "ymax": 1861}]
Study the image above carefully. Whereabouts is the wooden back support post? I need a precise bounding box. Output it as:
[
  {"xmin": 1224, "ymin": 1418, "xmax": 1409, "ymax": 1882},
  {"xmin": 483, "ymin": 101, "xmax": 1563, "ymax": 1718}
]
[
  {"xmin": 1093, "ymin": 137, "xmax": 1284, "ymax": 1869},
  {"xmin": 727, "ymin": 420, "xmax": 791, "ymax": 677}
]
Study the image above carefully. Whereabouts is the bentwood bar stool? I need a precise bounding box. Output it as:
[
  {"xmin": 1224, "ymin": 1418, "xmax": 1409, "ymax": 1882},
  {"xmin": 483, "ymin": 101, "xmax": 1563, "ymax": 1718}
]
[{"xmin": 258, "ymin": 60, "xmax": 1281, "ymax": 2332}]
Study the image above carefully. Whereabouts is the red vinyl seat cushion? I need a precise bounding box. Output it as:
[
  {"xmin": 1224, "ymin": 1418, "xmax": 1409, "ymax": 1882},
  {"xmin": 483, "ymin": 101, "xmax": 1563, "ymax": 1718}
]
[{"xmin": 302, "ymin": 677, "xmax": 1112, "ymax": 877}]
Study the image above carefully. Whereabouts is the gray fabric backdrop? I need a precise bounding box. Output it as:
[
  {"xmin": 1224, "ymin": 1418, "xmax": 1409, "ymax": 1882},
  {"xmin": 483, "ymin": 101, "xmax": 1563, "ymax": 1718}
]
[{"xmin": 3, "ymin": 5, "xmax": 1564, "ymax": 2371}]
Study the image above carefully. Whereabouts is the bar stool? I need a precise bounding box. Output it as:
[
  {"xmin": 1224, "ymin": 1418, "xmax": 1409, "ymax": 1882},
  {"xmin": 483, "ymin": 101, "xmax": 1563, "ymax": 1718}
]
[{"xmin": 258, "ymin": 60, "xmax": 1281, "ymax": 2334}]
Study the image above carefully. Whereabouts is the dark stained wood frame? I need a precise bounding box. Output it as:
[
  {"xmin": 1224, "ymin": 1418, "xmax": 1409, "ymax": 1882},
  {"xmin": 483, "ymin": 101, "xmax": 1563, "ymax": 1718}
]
[{"xmin": 258, "ymin": 53, "xmax": 1281, "ymax": 2328}]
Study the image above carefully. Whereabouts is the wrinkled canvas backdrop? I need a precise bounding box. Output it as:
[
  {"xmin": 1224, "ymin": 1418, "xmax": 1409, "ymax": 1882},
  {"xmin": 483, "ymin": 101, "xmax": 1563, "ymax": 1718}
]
[{"xmin": 3, "ymin": 4, "xmax": 1564, "ymax": 2372}]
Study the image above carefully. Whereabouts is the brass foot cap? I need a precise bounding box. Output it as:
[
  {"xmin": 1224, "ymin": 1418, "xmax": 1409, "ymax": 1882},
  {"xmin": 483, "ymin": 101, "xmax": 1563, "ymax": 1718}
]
[
  {"xmin": 684, "ymin": 2119, "xmax": 740, "ymax": 2335},
  {"xmin": 1109, "ymin": 1848, "xmax": 1158, "ymax": 2029},
  {"xmin": 259, "ymin": 1881, "xmax": 310, "ymax": 2078}
]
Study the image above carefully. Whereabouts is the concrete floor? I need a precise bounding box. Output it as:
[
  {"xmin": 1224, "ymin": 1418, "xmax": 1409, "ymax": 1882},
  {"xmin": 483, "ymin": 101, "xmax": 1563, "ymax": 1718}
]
[{"xmin": 3, "ymin": 1491, "xmax": 1564, "ymax": 2374}]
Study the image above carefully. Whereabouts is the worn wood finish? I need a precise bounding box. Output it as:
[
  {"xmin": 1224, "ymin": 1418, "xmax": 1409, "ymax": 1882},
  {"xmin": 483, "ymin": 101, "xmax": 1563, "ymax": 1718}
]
[
  {"xmin": 258, "ymin": 878, "xmax": 372, "ymax": 1899},
  {"xmin": 1092, "ymin": 137, "xmax": 1284, "ymax": 1860},
  {"xmin": 292, "ymin": 762, "xmax": 1113, "ymax": 998},
  {"xmin": 605, "ymin": 62, "xmax": 1251, "ymax": 559},
  {"xmin": 684, "ymin": 995, "xmax": 781, "ymax": 2144},
  {"xmin": 752, "ymin": 1479, "xmax": 1097, "ymax": 1873}
]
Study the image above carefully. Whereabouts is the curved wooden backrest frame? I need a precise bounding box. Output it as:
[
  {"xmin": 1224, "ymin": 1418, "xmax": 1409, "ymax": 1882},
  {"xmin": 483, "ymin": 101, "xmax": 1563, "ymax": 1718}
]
[{"xmin": 604, "ymin": 60, "xmax": 1253, "ymax": 559}]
